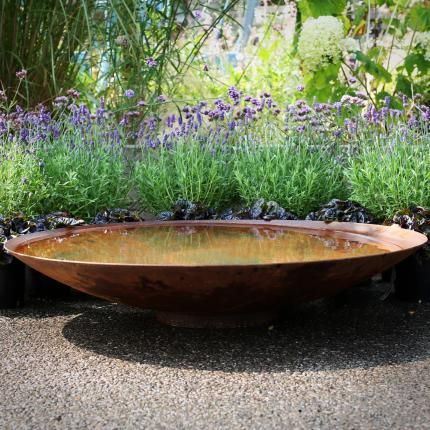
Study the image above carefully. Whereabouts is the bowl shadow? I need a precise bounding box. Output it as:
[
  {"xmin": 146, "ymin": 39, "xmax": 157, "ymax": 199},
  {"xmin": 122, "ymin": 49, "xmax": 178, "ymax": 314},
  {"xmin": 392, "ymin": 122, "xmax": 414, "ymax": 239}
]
[{"xmin": 62, "ymin": 285, "xmax": 430, "ymax": 373}]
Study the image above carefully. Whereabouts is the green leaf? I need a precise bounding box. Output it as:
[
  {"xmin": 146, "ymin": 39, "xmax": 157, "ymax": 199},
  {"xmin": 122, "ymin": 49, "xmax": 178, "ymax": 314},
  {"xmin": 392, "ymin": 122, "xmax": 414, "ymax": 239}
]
[
  {"xmin": 407, "ymin": 5, "xmax": 430, "ymax": 31},
  {"xmin": 352, "ymin": 5, "xmax": 366, "ymax": 26},
  {"xmin": 304, "ymin": 63, "xmax": 341, "ymax": 101},
  {"xmin": 395, "ymin": 74, "xmax": 413, "ymax": 97},
  {"xmin": 298, "ymin": 0, "xmax": 347, "ymax": 18},
  {"xmin": 404, "ymin": 53, "xmax": 430, "ymax": 76},
  {"xmin": 355, "ymin": 51, "xmax": 392, "ymax": 82}
]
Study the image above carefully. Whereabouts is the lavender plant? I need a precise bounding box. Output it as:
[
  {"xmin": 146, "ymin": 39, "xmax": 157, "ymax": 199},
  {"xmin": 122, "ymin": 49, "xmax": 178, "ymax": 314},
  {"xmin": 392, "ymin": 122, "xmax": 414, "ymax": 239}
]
[
  {"xmin": 347, "ymin": 130, "xmax": 430, "ymax": 220},
  {"xmin": 132, "ymin": 87, "xmax": 282, "ymax": 212},
  {"xmin": 38, "ymin": 106, "xmax": 131, "ymax": 219},
  {"xmin": 0, "ymin": 142, "xmax": 47, "ymax": 217},
  {"xmin": 1, "ymin": 81, "xmax": 429, "ymax": 221},
  {"xmin": 134, "ymin": 140, "xmax": 235, "ymax": 213},
  {"xmin": 234, "ymin": 139, "xmax": 347, "ymax": 217},
  {"xmin": 0, "ymin": 91, "xmax": 131, "ymax": 219}
]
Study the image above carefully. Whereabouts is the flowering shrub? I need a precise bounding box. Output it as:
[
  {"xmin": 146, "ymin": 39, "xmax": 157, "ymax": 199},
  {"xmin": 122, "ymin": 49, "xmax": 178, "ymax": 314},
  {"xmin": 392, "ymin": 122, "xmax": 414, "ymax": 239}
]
[
  {"xmin": 0, "ymin": 93, "xmax": 130, "ymax": 219},
  {"xmin": 298, "ymin": 16, "xmax": 345, "ymax": 73}
]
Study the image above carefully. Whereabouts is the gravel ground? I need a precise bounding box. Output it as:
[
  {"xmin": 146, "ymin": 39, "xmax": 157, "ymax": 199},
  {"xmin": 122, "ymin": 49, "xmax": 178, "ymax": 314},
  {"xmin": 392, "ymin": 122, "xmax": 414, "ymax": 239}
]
[{"xmin": 1, "ymin": 284, "xmax": 429, "ymax": 430}]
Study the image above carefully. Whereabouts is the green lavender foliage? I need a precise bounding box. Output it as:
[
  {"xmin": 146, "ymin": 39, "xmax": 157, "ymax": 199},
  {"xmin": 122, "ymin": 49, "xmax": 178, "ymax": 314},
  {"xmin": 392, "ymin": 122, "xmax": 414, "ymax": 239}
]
[
  {"xmin": 134, "ymin": 141, "xmax": 236, "ymax": 213},
  {"xmin": 234, "ymin": 139, "xmax": 347, "ymax": 217},
  {"xmin": 38, "ymin": 130, "xmax": 131, "ymax": 220},
  {"xmin": 0, "ymin": 143, "xmax": 47, "ymax": 216},
  {"xmin": 347, "ymin": 134, "xmax": 430, "ymax": 220}
]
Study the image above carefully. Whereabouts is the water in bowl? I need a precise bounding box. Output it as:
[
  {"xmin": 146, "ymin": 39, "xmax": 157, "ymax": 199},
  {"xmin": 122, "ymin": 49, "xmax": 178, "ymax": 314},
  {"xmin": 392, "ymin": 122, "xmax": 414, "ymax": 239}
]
[{"xmin": 16, "ymin": 225, "xmax": 393, "ymax": 266}]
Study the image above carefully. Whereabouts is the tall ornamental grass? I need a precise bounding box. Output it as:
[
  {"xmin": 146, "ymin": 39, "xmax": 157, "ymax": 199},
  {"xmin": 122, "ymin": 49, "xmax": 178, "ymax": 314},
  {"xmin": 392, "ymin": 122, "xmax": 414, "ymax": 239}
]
[{"xmin": 0, "ymin": 0, "xmax": 93, "ymax": 106}]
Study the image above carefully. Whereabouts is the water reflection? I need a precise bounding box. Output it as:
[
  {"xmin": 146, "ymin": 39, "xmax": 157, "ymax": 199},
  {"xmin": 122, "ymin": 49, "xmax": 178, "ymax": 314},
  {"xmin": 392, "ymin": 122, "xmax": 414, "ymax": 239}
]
[{"xmin": 18, "ymin": 225, "xmax": 390, "ymax": 265}]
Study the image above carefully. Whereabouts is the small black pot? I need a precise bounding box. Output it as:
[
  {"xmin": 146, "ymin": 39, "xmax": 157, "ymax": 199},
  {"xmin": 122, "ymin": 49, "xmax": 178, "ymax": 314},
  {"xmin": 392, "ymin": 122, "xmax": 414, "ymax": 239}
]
[
  {"xmin": 0, "ymin": 258, "xmax": 25, "ymax": 308},
  {"xmin": 394, "ymin": 249, "xmax": 430, "ymax": 302},
  {"xmin": 25, "ymin": 266, "xmax": 71, "ymax": 299}
]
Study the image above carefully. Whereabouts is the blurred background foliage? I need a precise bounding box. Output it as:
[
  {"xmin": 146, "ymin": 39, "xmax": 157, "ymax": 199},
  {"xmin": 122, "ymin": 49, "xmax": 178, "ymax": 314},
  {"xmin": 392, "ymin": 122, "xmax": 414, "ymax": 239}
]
[{"xmin": 1, "ymin": 0, "xmax": 429, "ymax": 108}]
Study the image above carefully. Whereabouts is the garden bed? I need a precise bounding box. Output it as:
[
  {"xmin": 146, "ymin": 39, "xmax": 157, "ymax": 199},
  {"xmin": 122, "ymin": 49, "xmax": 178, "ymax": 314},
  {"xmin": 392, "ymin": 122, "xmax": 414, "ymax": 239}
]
[{"xmin": 1, "ymin": 88, "xmax": 429, "ymax": 307}]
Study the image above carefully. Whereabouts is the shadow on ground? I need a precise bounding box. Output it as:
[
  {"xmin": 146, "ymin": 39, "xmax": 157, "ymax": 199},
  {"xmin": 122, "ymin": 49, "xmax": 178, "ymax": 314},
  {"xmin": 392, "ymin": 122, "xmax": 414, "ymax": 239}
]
[{"xmin": 60, "ymin": 285, "xmax": 430, "ymax": 373}]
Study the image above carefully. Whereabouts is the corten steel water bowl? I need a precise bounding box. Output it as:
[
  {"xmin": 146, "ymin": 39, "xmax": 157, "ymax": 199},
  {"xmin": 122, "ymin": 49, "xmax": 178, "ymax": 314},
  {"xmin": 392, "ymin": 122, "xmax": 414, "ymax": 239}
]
[{"xmin": 5, "ymin": 220, "xmax": 427, "ymax": 328}]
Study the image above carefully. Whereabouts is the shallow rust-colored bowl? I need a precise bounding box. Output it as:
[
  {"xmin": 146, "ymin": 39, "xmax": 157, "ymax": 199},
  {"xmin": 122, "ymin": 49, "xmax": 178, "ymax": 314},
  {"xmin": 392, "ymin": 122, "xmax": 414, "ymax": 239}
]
[{"xmin": 5, "ymin": 221, "xmax": 427, "ymax": 327}]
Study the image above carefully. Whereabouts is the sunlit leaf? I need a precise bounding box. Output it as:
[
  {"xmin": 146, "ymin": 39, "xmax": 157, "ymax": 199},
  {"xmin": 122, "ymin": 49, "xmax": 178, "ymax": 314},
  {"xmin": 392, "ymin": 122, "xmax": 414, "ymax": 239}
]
[
  {"xmin": 407, "ymin": 5, "xmax": 430, "ymax": 31},
  {"xmin": 355, "ymin": 51, "xmax": 392, "ymax": 82}
]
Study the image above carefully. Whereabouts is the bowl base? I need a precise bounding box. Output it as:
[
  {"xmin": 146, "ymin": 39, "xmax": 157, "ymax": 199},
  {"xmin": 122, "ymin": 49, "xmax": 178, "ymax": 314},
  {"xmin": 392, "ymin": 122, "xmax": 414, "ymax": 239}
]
[{"xmin": 155, "ymin": 310, "xmax": 277, "ymax": 328}]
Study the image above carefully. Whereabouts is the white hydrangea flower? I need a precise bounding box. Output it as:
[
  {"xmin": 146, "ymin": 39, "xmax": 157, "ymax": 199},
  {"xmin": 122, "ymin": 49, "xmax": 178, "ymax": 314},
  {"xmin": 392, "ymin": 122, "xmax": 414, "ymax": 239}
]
[
  {"xmin": 415, "ymin": 31, "xmax": 430, "ymax": 61},
  {"xmin": 343, "ymin": 37, "xmax": 359, "ymax": 53},
  {"xmin": 298, "ymin": 16, "xmax": 344, "ymax": 72}
]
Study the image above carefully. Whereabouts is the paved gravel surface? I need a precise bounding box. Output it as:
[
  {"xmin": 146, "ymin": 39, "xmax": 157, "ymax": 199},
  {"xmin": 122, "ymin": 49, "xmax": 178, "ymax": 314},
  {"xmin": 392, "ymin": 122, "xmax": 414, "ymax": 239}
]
[{"xmin": 1, "ymin": 285, "xmax": 429, "ymax": 430}]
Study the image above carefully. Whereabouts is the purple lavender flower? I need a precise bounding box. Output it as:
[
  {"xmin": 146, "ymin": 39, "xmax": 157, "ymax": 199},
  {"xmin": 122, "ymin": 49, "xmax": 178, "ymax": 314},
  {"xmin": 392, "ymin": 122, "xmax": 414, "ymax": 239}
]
[
  {"xmin": 124, "ymin": 89, "xmax": 135, "ymax": 98},
  {"xmin": 349, "ymin": 77, "xmax": 357, "ymax": 84},
  {"xmin": 53, "ymin": 96, "xmax": 68, "ymax": 106},
  {"xmin": 148, "ymin": 116, "xmax": 157, "ymax": 130},
  {"xmin": 384, "ymin": 96, "xmax": 390, "ymax": 108},
  {"xmin": 20, "ymin": 127, "xmax": 29, "ymax": 142},
  {"xmin": 166, "ymin": 114, "xmax": 176, "ymax": 128},
  {"xmin": 16, "ymin": 69, "xmax": 27, "ymax": 79},
  {"xmin": 344, "ymin": 118, "xmax": 357, "ymax": 134},
  {"xmin": 137, "ymin": 100, "xmax": 146, "ymax": 107},
  {"xmin": 194, "ymin": 10, "xmax": 203, "ymax": 20},
  {"xmin": 421, "ymin": 106, "xmax": 430, "ymax": 122},
  {"xmin": 333, "ymin": 102, "xmax": 342, "ymax": 117},
  {"xmin": 228, "ymin": 120, "xmax": 236, "ymax": 131},
  {"xmin": 95, "ymin": 97, "xmax": 107, "ymax": 124},
  {"xmin": 296, "ymin": 84, "xmax": 304, "ymax": 92},
  {"xmin": 228, "ymin": 86, "xmax": 241, "ymax": 105},
  {"xmin": 119, "ymin": 115, "xmax": 129, "ymax": 126},
  {"xmin": 408, "ymin": 114, "xmax": 419, "ymax": 129},
  {"xmin": 146, "ymin": 57, "xmax": 158, "ymax": 68},
  {"xmin": 400, "ymin": 93, "xmax": 409, "ymax": 107},
  {"xmin": 66, "ymin": 88, "xmax": 80, "ymax": 99},
  {"xmin": 157, "ymin": 95, "xmax": 167, "ymax": 103}
]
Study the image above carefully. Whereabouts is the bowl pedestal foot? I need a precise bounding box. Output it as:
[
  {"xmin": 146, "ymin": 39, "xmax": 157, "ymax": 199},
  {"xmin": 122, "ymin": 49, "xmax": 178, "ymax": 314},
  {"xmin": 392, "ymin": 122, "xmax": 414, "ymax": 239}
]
[{"xmin": 155, "ymin": 310, "xmax": 278, "ymax": 328}]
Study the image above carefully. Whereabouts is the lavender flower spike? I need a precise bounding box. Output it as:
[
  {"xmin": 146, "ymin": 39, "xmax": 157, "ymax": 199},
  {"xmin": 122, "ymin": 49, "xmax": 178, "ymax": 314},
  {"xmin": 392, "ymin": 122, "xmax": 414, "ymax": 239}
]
[
  {"xmin": 16, "ymin": 69, "xmax": 27, "ymax": 79},
  {"xmin": 124, "ymin": 89, "xmax": 135, "ymax": 99},
  {"xmin": 146, "ymin": 57, "xmax": 158, "ymax": 68}
]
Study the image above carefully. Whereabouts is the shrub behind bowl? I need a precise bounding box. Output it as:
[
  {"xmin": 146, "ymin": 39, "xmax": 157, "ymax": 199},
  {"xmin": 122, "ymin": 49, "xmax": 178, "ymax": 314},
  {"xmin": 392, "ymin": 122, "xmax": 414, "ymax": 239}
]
[
  {"xmin": 39, "ymin": 131, "xmax": 130, "ymax": 220},
  {"xmin": 0, "ymin": 143, "xmax": 47, "ymax": 217},
  {"xmin": 233, "ymin": 142, "xmax": 347, "ymax": 217},
  {"xmin": 347, "ymin": 137, "xmax": 430, "ymax": 220},
  {"xmin": 134, "ymin": 141, "xmax": 236, "ymax": 213}
]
